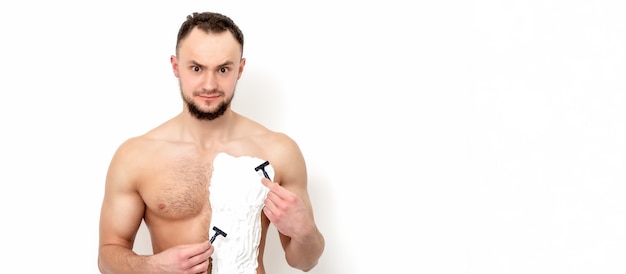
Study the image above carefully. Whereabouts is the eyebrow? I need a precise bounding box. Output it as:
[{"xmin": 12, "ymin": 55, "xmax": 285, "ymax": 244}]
[{"xmin": 189, "ymin": 60, "xmax": 235, "ymax": 69}]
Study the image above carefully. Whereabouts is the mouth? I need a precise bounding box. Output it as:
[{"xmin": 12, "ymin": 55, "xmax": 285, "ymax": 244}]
[{"xmin": 197, "ymin": 93, "xmax": 221, "ymax": 100}]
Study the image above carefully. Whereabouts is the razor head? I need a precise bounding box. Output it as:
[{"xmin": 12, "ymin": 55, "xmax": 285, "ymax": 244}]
[
  {"xmin": 210, "ymin": 226, "xmax": 228, "ymax": 243},
  {"xmin": 213, "ymin": 226, "xmax": 227, "ymax": 237},
  {"xmin": 255, "ymin": 161, "xmax": 271, "ymax": 179},
  {"xmin": 254, "ymin": 161, "xmax": 270, "ymax": 171}
]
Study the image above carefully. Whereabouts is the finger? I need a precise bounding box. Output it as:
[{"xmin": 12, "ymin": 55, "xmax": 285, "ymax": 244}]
[
  {"xmin": 188, "ymin": 243, "xmax": 212, "ymax": 264},
  {"xmin": 261, "ymin": 178, "xmax": 290, "ymax": 198},
  {"xmin": 263, "ymin": 205, "xmax": 275, "ymax": 222},
  {"xmin": 263, "ymin": 189, "xmax": 279, "ymax": 209},
  {"xmin": 266, "ymin": 190, "xmax": 281, "ymax": 205},
  {"xmin": 189, "ymin": 258, "xmax": 210, "ymax": 274},
  {"xmin": 183, "ymin": 240, "xmax": 211, "ymax": 258},
  {"xmin": 261, "ymin": 177, "xmax": 274, "ymax": 188},
  {"xmin": 187, "ymin": 250, "xmax": 211, "ymax": 273},
  {"xmin": 264, "ymin": 193, "xmax": 276, "ymax": 210}
]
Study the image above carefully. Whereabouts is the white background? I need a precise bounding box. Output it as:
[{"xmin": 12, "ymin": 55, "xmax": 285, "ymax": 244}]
[{"xmin": 0, "ymin": 1, "xmax": 624, "ymax": 273}]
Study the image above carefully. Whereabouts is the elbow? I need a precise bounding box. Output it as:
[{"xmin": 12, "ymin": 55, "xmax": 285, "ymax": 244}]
[
  {"xmin": 97, "ymin": 251, "xmax": 110, "ymax": 274},
  {"xmin": 285, "ymin": 244, "xmax": 325, "ymax": 272},
  {"xmin": 286, "ymin": 231, "xmax": 326, "ymax": 272},
  {"xmin": 97, "ymin": 256, "xmax": 105, "ymax": 273},
  {"xmin": 287, "ymin": 259, "xmax": 319, "ymax": 272},
  {"xmin": 301, "ymin": 261, "xmax": 320, "ymax": 272}
]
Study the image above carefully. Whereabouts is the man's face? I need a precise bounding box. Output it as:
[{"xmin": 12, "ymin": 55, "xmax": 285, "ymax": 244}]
[{"xmin": 171, "ymin": 27, "xmax": 245, "ymax": 120}]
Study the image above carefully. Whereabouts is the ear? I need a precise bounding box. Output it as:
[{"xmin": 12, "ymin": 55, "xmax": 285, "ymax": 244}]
[
  {"xmin": 237, "ymin": 57, "xmax": 246, "ymax": 80},
  {"xmin": 170, "ymin": 55, "xmax": 180, "ymax": 78}
]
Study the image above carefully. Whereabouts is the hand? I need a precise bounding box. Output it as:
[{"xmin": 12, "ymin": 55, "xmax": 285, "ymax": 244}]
[
  {"xmin": 150, "ymin": 240, "xmax": 213, "ymax": 274},
  {"xmin": 261, "ymin": 178, "xmax": 315, "ymax": 238}
]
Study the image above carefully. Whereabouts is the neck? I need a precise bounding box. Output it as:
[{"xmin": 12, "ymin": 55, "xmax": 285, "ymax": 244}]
[{"xmin": 178, "ymin": 109, "xmax": 239, "ymax": 147}]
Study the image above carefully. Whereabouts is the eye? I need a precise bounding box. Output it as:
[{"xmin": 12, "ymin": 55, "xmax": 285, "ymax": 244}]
[
  {"xmin": 219, "ymin": 67, "xmax": 229, "ymax": 73},
  {"xmin": 192, "ymin": 66, "xmax": 201, "ymax": 72}
]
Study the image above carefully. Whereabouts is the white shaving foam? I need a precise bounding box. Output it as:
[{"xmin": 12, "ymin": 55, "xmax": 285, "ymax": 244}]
[{"xmin": 209, "ymin": 152, "xmax": 272, "ymax": 274}]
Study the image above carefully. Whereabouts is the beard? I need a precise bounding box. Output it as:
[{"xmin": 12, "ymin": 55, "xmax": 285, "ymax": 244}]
[{"xmin": 181, "ymin": 85, "xmax": 234, "ymax": 121}]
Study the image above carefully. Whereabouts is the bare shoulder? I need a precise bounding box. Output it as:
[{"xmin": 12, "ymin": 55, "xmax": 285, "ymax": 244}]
[
  {"xmin": 111, "ymin": 134, "xmax": 158, "ymax": 164},
  {"xmin": 268, "ymin": 132, "xmax": 307, "ymax": 189},
  {"xmin": 106, "ymin": 121, "xmax": 179, "ymax": 185},
  {"xmin": 106, "ymin": 135, "xmax": 157, "ymax": 185},
  {"xmin": 237, "ymin": 115, "xmax": 303, "ymax": 158},
  {"xmin": 237, "ymin": 116, "xmax": 307, "ymax": 186},
  {"xmin": 111, "ymin": 117, "xmax": 183, "ymax": 161}
]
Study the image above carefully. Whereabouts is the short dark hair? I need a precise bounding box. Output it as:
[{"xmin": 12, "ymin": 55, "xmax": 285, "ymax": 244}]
[{"xmin": 175, "ymin": 12, "xmax": 244, "ymax": 55}]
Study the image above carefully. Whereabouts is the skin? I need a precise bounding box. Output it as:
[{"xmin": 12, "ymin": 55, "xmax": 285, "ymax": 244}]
[{"xmin": 97, "ymin": 26, "xmax": 325, "ymax": 274}]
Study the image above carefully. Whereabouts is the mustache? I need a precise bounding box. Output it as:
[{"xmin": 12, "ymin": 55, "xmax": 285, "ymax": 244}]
[{"xmin": 194, "ymin": 90, "xmax": 224, "ymax": 96}]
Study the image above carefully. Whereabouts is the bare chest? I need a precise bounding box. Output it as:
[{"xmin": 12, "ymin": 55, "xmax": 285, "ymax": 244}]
[
  {"xmin": 141, "ymin": 157, "xmax": 214, "ymax": 219},
  {"xmin": 137, "ymin": 140, "xmax": 270, "ymax": 220}
]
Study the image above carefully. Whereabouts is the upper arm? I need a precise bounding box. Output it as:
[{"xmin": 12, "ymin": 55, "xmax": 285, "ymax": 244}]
[
  {"xmin": 98, "ymin": 140, "xmax": 146, "ymax": 250},
  {"xmin": 273, "ymin": 133, "xmax": 312, "ymax": 209},
  {"xmin": 271, "ymin": 134, "xmax": 318, "ymax": 245},
  {"xmin": 268, "ymin": 133, "xmax": 326, "ymax": 266}
]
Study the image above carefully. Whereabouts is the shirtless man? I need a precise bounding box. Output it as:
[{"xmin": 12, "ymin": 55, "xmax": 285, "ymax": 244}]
[{"xmin": 97, "ymin": 11, "xmax": 325, "ymax": 274}]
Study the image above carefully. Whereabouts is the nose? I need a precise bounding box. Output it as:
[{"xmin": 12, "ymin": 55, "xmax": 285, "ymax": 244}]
[{"xmin": 201, "ymin": 71, "xmax": 218, "ymax": 91}]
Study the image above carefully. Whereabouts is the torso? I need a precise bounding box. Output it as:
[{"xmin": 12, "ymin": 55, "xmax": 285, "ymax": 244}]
[
  {"xmin": 130, "ymin": 114, "xmax": 278, "ymax": 274},
  {"xmin": 141, "ymin": 142, "xmax": 216, "ymax": 250}
]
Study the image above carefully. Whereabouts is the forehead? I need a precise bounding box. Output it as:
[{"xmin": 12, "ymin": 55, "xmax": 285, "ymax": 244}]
[{"xmin": 178, "ymin": 27, "xmax": 242, "ymax": 64}]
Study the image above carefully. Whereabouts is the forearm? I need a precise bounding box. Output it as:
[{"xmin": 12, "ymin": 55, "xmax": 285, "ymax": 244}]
[
  {"xmin": 98, "ymin": 245, "xmax": 154, "ymax": 274},
  {"xmin": 284, "ymin": 227, "xmax": 325, "ymax": 272}
]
